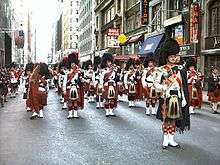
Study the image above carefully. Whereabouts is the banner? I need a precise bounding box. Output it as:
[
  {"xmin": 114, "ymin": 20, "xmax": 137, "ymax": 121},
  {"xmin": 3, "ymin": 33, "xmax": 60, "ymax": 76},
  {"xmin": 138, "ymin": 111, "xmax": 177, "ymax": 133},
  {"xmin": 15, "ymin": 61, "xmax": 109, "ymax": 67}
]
[
  {"xmin": 140, "ymin": 0, "xmax": 149, "ymax": 25},
  {"xmin": 14, "ymin": 30, "xmax": 24, "ymax": 49},
  {"xmin": 175, "ymin": 25, "xmax": 183, "ymax": 46},
  {"xmin": 107, "ymin": 28, "xmax": 120, "ymax": 37},
  {"xmin": 190, "ymin": 2, "xmax": 200, "ymax": 43}
]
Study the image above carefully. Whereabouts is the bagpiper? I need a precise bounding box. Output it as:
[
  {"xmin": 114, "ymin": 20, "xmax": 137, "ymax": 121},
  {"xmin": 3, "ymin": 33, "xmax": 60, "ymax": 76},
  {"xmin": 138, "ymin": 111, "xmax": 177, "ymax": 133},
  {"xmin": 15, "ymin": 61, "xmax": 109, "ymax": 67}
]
[
  {"xmin": 66, "ymin": 52, "xmax": 84, "ymax": 119},
  {"xmin": 29, "ymin": 63, "xmax": 49, "ymax": 119},
  {"xmin": 84, "ymin": 60, "xmax": 95, "ymax": 103},
  {"xmin": 142, "ymin": 55, "xmax": 158, "ymax": 115},
  {"xmin": 207, "ymin": 67, "xmax": 220, "ymax": 114},
  {"xmin": 100, "ymin": 52, "xmax": 118, "ymax": 117},
  {"xmin": 186, "ymin": 58, "xmax": 203, "ymax": 114},
  {"xmin": 9, "ymin": 63, "xmax": 19, "ymax": 98},
  {"xmin": 22, "ymin": 63, "xmax": 34, "ymax": 112},
  {"xmin": 134, "ymin": 59, "xmax": 143, "ymax": 101},
  {"xmin": 94, "ymin": 56, "xmax": 104, "ymax": 109},
  {"xmin": 58, "ymin": 57, "xmax": 68, "ymax": 109},
  {"xmin": 155, "ymin": 38, "xmax": 190, "ymax": 149},
  {"xmin": 124, "ymin": 59, "xmax": 136, "ymax": 107}
]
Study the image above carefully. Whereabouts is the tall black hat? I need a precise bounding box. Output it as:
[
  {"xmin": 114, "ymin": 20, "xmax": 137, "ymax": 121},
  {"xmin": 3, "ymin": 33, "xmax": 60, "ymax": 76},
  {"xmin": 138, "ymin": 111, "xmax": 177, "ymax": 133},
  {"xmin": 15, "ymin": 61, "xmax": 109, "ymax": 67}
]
[
  {"xmin": 158, "ymin": 38, "xmax": 180, "ymax": 66},
  {"xmin": 94, "ymin": 56, "xmax": 101, "ymax": 70},
  {"xmin": 101, "ymin": 52, "xmax": 114, "ymax": 69},
  {"xmin": 185, "ymin": 58, "xmax": 196, "ymax": 70},
  {"xmin": 39, "ymin": 63, "xmax": 50, "ymax": 79},
  {"xmin": 67, "ymin": 52, "xmax": 79, "ymax": 69},
  {"xmin": 25, "ymin": 63, "xmax": 34, "ymax": 72},
  {"xmin": 125, "ymin": 58, "xmax": 135, "ymax": 71}
]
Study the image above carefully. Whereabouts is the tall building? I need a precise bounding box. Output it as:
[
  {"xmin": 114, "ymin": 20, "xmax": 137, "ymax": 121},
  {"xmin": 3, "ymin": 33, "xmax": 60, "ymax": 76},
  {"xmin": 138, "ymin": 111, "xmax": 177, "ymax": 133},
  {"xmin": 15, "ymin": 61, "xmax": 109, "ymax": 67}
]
[
  {"xmin": 200, "ymin": 0, "xmax": 220, "ymax": 77},
  {"xmin": 11, "ymin": 0, "xmax": 34, "ymax": 65},
  {"xmin": 62, "ymin": 0, "xmax": 79, "ymax": 55},
  {"xmin": 78, "ymin": 0, "xmax": 96, "ymax": 62},
  {"xmin": 95, "ymin": 0, "xmax": 123, "ymax": 56},
  {"xmin": 0, "ymin": 0, "xmax": 12, "ymax": 66}
]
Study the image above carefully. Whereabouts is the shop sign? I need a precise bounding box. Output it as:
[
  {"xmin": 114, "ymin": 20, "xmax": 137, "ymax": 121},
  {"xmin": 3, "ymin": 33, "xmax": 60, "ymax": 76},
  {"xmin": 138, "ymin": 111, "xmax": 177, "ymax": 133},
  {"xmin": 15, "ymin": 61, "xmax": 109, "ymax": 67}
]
[
  {"xmin": 179, "ymin": 44, "xmax": 195, "ymax": 56},
  {"xmin": 140, "ymin": 0, "xmax": 149, "ymax": 25},
  {"xmin": 175, "ymin": 25, "xmax": 183, "ymax": 46},
  {"xmin": 107, "ymin": 28, "xmax": 120, "ymax": 37},
  {"xmin": 190, "ymin": 2, "xmax": 200, "ymax": 43}
]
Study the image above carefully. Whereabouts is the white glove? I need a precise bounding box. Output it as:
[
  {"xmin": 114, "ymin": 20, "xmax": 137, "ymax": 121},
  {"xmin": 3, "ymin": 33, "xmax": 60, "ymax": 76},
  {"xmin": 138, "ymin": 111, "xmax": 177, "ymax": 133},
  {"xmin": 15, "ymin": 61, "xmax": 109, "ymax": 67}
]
[{"xmin": 181, "ymin": 98, "xmax": 187, "ymax": 107}]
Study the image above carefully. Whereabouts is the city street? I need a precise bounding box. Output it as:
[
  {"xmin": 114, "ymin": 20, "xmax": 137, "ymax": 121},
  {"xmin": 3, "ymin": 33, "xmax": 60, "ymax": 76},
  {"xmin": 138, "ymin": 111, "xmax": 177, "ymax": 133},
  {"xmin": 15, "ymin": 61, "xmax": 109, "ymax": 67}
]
[{"xmin": 0, "ymin": 90, "xmax": 220, "ymax": 165}]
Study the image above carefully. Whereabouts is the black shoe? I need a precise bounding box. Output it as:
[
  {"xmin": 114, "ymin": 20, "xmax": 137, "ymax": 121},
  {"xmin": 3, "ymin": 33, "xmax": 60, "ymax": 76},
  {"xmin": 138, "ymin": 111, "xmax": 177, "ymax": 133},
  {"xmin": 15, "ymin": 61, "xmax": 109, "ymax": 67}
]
[
  {"xmin": 73, "ymin": 116, "xmax": 79, "ymax": 119},
  {"xmin": 213, "ymin": 111, "xmax": 218, "ymax": 114},
  {"xmin": 168, "ymin": 144, "xmax": 180, "ymax": 148},
  {"xmin": 162, "ymin": 146, "xmax": 168, "ymax": 149},
  {"xmin": 30, "ymin": 115, "xmax": 38, "ymax": 120},
  {"xmin": 67, "ymin": 116, "xmax": 73, "ymax": 119},
  {"xmin": 106, "ymin": 114, "xmax": 110, "ymax": 117}
]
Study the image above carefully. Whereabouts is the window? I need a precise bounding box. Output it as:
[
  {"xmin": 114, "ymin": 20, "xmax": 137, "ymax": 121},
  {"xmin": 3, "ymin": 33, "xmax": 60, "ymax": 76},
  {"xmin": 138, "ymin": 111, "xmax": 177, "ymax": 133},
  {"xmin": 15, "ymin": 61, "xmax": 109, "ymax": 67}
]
[
  {"xmin": 209, "ymin": 1, "xmax": 220, "ymax": 36},
  {"xmin": 117, "ymin": 0, "xmax": 121, "ymax": 11},
  {"xmin": 152, "ymin": 3, "xmax": 162, "ymax": 32}
]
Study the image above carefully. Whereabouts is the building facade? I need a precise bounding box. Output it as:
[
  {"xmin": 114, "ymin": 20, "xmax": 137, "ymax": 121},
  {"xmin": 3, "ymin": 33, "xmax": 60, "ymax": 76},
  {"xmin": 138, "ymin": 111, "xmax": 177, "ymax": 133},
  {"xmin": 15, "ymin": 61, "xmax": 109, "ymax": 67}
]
[
  {"xmin": 0, "ymin": 0, "xmax": 12, "ymax": 66},
  {"xmin": 78, "ymin": 0, "xmax": 96, "ymax": 63},
  {"xmin": 201, "ymin": 0, "xmax": 220, "ymax": 77},
  {"xmin": 62, "ymin": 0, "xmax": 79, "ymax": 55}
]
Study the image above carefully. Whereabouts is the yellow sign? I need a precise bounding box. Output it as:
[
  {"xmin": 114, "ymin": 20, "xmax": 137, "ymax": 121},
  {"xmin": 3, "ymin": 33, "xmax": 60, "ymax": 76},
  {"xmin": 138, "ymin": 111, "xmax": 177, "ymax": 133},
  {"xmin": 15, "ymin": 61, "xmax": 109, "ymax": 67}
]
[{"xmin": 118, "ymin": 34, "xmax": 127, "ymax": 44}]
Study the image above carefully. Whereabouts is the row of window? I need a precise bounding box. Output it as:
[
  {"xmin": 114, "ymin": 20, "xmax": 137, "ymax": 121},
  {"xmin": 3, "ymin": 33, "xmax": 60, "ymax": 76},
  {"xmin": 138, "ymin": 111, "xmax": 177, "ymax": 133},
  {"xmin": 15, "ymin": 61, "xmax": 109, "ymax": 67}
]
[
  {"xmin": 79, "ymin": 40, "xmax": 92, "ymax": 53},
  {"xmin": 102, "ymin": 6, "xmax": 115, "ymax": 25},
  {"xmin": 79, "ymin": 0, "xmax": 92, "ymax": 18},
  {"xmin": 79, "ymin": 26, "xmax": 93, "ymax": 42},
  {"xmin": 79, "ymin": 13, "xmax": 92, "ymax": 30}
]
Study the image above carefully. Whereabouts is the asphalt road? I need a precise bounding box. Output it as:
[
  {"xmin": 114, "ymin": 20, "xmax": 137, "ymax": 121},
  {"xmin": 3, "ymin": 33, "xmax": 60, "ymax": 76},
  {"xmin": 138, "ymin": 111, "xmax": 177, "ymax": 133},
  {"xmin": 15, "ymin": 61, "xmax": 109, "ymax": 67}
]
[{"xmin": 0, "ymin": 90, "xmax": 220, "ymax": 165}]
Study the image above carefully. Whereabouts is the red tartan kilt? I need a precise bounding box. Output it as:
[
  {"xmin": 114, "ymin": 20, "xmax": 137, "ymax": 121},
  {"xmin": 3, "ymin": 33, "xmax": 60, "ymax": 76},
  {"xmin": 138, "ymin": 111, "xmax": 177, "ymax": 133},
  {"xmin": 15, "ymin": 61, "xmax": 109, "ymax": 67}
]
[
  {"xmin": 117, "ymin": 83, "xmax": 124, "ymax": 96},
  {"xmin": 188, "ymin": 85, "xmax": 203, "ymax": 107},
  {"xmin": 143, "ymin": 87, "xmax": 150, "ymax": 98},
  {"xmin": 135, "ymin": 81, "xmax": 143, "ymax": 100},
  {"xmin": 67, "ymin": 87, "xmax": 84, "ymax": 109},
  {"xmin": 38, "ymin": 91, "xmax": 47, "ymax": 106},
  {"xmin": 84, "ymin": 82, "xmax": 90, "ymax": 93},
  {"xmin": 208, "ymin": 91, "xmax": 220, "ymax": 102}
]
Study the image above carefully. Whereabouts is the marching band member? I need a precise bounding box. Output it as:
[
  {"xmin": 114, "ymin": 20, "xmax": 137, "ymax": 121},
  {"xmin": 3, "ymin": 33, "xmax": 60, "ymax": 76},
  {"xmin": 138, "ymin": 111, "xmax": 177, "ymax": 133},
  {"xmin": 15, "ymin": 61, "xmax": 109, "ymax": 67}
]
[
  {"xmin": 58, "ymin": 58, "xmax": 68, "ymax": 109},
  {"xmin": 52, "ymin": 64, "xmax": 59, "ymax": 92},
  {"xmin": 84, "ymin": 60, "xmax": 95, "ymax": 103},
  {"xmin": 155, "ymin": 38, "xmax": 190, "ymax": 149},
  {"xmin": 115, "ymin": 64, "xmax": 124, "ymax": 102},
  {"xmin": 100, "ymin": 53, "xmax": 118, "ymax": 117},
  {"xmin": 0, "ymin": 67, "xmax": 6, "ymax": 107},
  {"xmin": 134, "ymin": 59, "xmax": 143, "ymax": 102},
  {"xmin": 9, "ymin": 63, "xmax": 19, "ymax": 98},
  {"xmin": 29, "ymin": 63, "xmax": 49, "ymax": 119},
  {"xmin": 186, "ymin": 58, "xmax": 203, "ymax": 114},
  {"xmin": 207, "ymin": 67, "xmax": 220, "ymax": 114},
  {"xmin": 142, "ymin": 55, "xmax": 158, "ymax": 115},
  {"xmin": 23, "ymin": 63, "xmax": 34, "ymax": 112},
  {"xmin": 124, "ymin": 59, "xmax": 136, "ymax": 107},
  {"xmin": 94, "ymin": 57, "xmax": 104, "ymax": 109},
  {"xmin": 66, "ymin": 52, "xmax": 84, "ymax": 119}
]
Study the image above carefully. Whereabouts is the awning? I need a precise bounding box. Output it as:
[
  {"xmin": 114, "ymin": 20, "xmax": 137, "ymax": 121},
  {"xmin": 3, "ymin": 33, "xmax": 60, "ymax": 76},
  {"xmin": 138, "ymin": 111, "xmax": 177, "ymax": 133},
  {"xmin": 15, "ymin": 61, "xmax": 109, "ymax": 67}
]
[
  {"xmin": 139, "ymin": 33, "xmax": 165, "ymax": 57},
  {"xmin": 201, "ymin": 49, "xmax": 220, "ymax": 55},
  {"xmin": 127, "ymin": 34, "xmax": 144, "ymax": 44},
  {"xmin": 114, "ymin": 55, "xmax": 139, "ymax": 61}
]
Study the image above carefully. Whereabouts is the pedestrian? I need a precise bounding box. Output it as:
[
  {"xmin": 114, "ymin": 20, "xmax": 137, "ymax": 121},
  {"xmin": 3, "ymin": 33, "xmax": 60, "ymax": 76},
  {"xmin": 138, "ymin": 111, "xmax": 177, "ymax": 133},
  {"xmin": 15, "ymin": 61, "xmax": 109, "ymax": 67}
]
[
  {"xmin": 155, "ymin": 38, "xmax": 190, "ymax": 149},
  {"xmin": 207, "ymin": 67, "xmax": 220, "ymax": 114}
]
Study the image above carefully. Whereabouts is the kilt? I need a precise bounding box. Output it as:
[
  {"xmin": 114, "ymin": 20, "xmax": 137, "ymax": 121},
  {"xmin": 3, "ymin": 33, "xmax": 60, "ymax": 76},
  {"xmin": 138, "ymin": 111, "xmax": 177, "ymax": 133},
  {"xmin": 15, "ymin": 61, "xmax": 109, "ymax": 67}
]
[
  {"xmin": 208, "ymin": 91, "xmax": 220, "ymax": 102},
  {"xmin": 188, "ymin": 85, "xmax": 202, "ymax": 107},
  {"xmin": 135, "ymin": 80, "xmax": 143, "ymax": 100}
]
